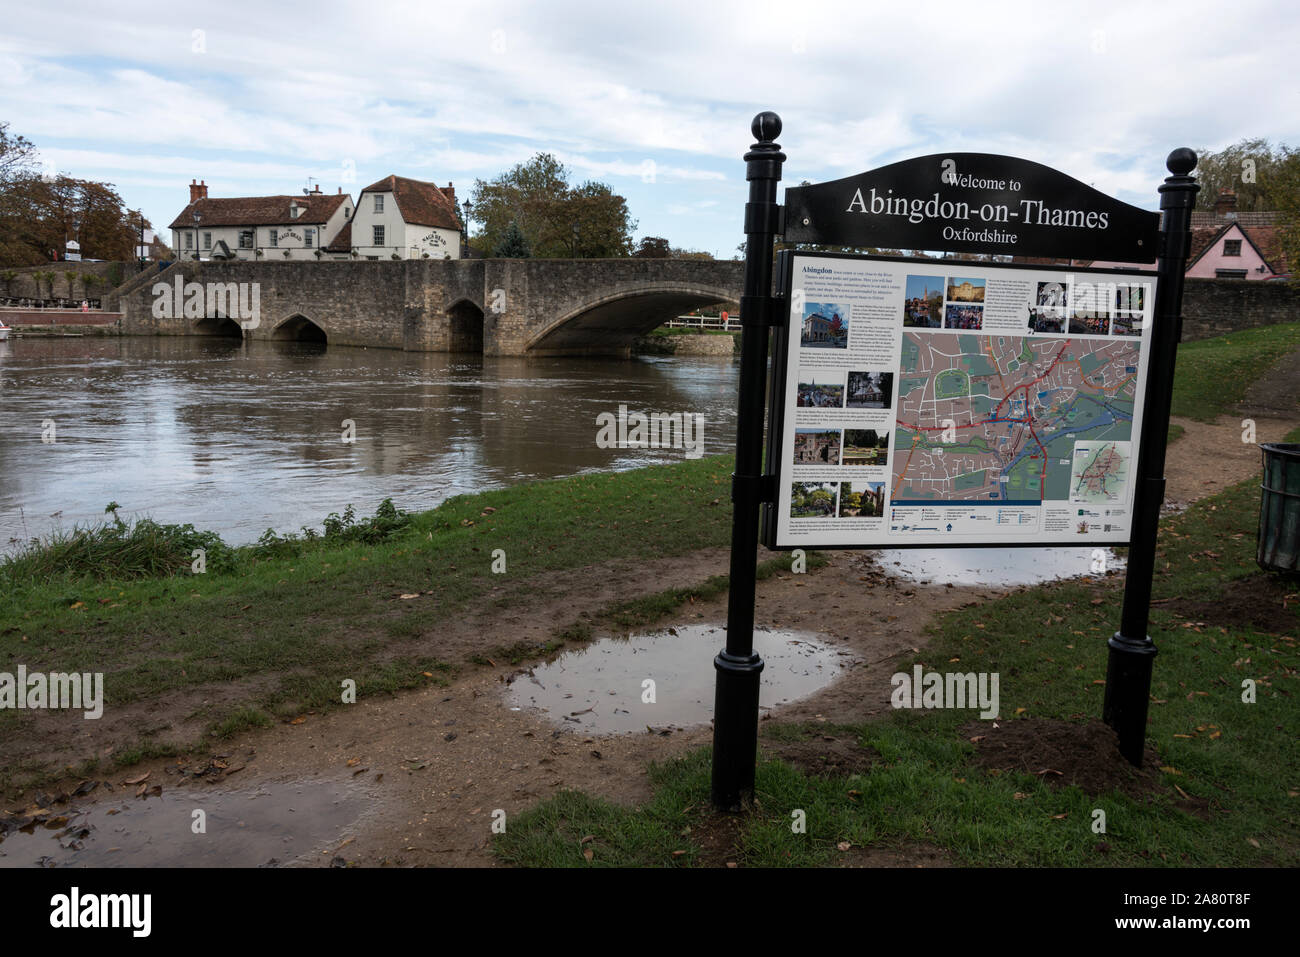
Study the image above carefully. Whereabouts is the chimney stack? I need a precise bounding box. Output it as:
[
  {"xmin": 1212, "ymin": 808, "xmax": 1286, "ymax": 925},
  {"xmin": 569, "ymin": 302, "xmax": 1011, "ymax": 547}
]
[
  {"xmin": 1214, "ymin": 187, "xmax": 1238, "ymax": 220},
  {"xmin": 189, "ymin": 179, "xmax": 208, "ymax": 203}
]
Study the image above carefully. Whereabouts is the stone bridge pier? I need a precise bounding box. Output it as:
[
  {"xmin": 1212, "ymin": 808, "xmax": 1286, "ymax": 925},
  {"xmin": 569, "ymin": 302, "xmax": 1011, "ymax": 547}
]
[{"xmin": 118, "ymin": 258, "xmax": 743, "ymax": 357}]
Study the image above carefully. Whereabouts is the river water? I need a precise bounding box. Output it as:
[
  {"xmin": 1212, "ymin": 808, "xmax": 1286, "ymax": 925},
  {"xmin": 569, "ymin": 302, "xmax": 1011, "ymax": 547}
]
[{"xmin": 0, "ymin": 337, "xmax": 739, "ymax": 548}]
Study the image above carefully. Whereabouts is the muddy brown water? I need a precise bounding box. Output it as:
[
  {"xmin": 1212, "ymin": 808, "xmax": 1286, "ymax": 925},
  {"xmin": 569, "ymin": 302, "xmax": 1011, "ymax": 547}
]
[
  {"xmin": 0, "ymin": 777, "xmax": 369, "ymax": 868},
  {"xmin": 505, "ymin": 624, "xmax": 850, "ymax": 734},
  {"xmin": 0, "ymin": 336, "xmax": 740, "ymax": 548}
]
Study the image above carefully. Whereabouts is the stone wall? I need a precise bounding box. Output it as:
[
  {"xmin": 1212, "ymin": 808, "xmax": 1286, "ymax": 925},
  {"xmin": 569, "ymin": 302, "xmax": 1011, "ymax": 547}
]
[
  {"xmin": 634, "ymin": 333, "xmax": 738, "ymax": 356},
  {"xmin": 1180, "ymin": 278, "xmax": 1297, "ymax": 342}
]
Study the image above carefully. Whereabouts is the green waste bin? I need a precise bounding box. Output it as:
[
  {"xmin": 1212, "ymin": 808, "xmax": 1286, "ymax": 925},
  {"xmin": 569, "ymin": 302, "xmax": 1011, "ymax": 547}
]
[{"xmin": 1258, "ymin": 442, "xmax": 1300, "ymax": 573}]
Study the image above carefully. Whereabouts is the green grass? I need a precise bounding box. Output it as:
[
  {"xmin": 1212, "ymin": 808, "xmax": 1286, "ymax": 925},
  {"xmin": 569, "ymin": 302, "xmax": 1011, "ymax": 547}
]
[
  {"xmin": 0, "ymin": 455, "xmax": 740, "ymax": 790},
  {"xmin": 1170, "ymin": 323, "xmax": 1300, "ymax": 421},
  {"xmin": 495, "ymin": 473, "xmax": 1300, "ymax": 868}
]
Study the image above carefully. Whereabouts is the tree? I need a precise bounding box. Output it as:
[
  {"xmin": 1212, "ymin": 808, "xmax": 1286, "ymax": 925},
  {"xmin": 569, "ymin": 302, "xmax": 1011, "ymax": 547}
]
[
  {"xmin": 494, "ymin": 220, "xmax": 531, "ymax": 258},
  {"xmin": 0, "ymin": 123, "xmax": 152, "ymax": 265},
  {"xmin": 1276, "ymin": 158, "xmax": 1300, "ymax": 281},
  {"xmin": 634, "ymin": 236, "xmax": 672, "ymax": 258},
  {"xmin": 1192, "ymin": 139, "xmax": 1298, "ymax": 211},
  {"xmin": 470, "ymin": 153, "xmax": 635, "ymax": 258}
]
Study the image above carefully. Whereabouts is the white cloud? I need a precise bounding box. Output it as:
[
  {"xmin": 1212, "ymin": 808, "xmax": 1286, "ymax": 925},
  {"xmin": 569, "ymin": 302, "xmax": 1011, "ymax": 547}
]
[{"xmin": 0, "ymin": 0, "xmax": 1296, "ymax": 252}]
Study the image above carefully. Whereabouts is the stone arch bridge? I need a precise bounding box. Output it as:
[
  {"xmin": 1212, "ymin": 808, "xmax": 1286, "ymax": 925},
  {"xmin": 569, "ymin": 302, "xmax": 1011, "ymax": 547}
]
[{"xmin": 119, "ymin": 258, "xmax": 743, "ymax": 356}]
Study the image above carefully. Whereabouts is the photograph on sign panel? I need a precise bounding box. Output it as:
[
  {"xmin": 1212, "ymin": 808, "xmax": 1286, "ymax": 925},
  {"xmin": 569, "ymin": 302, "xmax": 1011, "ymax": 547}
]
[
  {"xmin": 793, "ymin": 428, "xmax": 841, "ymax": 465},
  {"xmin": 838, "ymin": 480, "xmax": 886, "ymax": 517},
  {"xmin": 789, "ymin": 481, "xmax": 838, "ymax": 517},
  {"xmin": 1035, "ymin": 280, "xmax": 1069, "ymax": 316},
  {"xmin": 800, "ymin": 301, "xmax": 850, "ymax": 348},
  {"xmin": 944, "ymin": 303, "xmax": 984, "ymax": 330},
  {"xmin": 946, "ymin": 277, "xmax": 986, "ymax": 303},
  {"xmin": 1115, "ymin": 283, "xmax": 1147, "ymax": 314},
  {"xmin": 1028, "ymin": 306, "xmax": 1066, "ymax": 333},
  {"xmin": 842, "ymin": 428, "xmax": 889, "ymax": 466},
  {"xmin": 1111, "ymin": 314, "xmax": 1141, "ymax": 336},
  {"xmin": 903, "ymin": 274, "xmax": 944, "ymax": 327},
  {"xmin": 796, "ymin": 372, "xmax": 845, "ymax": 407},
  {"xmin": 846, "ymin": 370, "xmax": 893, "ymax": 408}
]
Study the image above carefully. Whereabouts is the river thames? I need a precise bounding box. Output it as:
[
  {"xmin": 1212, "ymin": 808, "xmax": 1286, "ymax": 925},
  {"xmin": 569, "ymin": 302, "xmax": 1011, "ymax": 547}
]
[{"xmin": 0, "ymin": 336, "xmax": 740, "ymax": 548}]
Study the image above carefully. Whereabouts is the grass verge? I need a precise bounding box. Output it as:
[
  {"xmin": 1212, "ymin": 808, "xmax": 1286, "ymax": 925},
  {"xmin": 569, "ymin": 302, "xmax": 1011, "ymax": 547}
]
[{"xmin": 494, "ymin": 472, "xmax": 1299, "ymax": 867}]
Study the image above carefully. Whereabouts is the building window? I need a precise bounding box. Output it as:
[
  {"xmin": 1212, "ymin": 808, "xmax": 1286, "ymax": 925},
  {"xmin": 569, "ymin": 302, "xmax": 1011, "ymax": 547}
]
[
  {"xmin": 203, "ymin": 232, "xmax": 212, "ymax": 249},
  {"xmin": 305, "ymin": 228, "xmax": 315, "ymax": 248},
  {"xmin": 374, "ymin": 194, "xmax": 384, "ymax": 213},
  {"xmin": 373, "ymin": 225, "xmax": 385, "ymax": 246},
  {"xmin": 1223, "ymin": 239, "xmax": 1242, "ymax": 256},
  {"xmin": 239, "ymin": 230, "xmax": 254, "ymax": 249},
  {"xmin": 268, "ymin": 230, "xmax": 278, "ymax": 247},
  {"xmin": 185, "ymin": 232, "xmax": 193, "ymax": 249},
  {"xmin": 1215, "ymin": 268, "xmax": 1247, "ymax": 279}
]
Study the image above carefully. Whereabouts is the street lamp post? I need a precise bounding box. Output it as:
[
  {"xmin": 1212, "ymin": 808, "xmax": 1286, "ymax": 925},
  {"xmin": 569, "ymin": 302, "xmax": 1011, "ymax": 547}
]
[
  {"xmin": 192, "ymin": 210, "xmax": 202, "ymax": 261},
  {"xmin": 462, "ymin": 199, "xmax": 472, "ymax": 259},
  {"xmin": 571, "ymin": 221, "xmax": 579, "ymax": 258}
]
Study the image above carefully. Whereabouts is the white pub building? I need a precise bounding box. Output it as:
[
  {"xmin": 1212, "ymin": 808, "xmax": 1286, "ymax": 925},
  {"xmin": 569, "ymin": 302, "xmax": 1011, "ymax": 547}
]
[{"xmin": 169, "ymin": 175, "xmax": 465, "ymax": 262}]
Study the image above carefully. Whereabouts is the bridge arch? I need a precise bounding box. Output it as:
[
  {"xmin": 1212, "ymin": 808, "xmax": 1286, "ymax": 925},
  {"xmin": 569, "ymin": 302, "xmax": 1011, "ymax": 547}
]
[
  {"xmin": 447, "ymin": 298, "xmax": 484, "ymax": 353},
  {"xmin": 193, "ymin": 313, "xmax": 243, "ymax": 338},
  {"xmin": 272, "ymin": 313, "xmax": 328, "ymax": 343},
  {"xmin": 526, "ymin": 283, "xmax": 740, "ymax": 356}
]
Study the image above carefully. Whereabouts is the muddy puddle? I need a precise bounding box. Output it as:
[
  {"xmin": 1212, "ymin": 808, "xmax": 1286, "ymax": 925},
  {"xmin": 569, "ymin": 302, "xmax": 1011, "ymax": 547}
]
[
  {"xmin": 0, "ymin": 777, "xmax": 369, "ymax": 868},
  {"xmin": 871, "ymin": 546, "xmax": 1126, "ymax": 587},
  {"xmin": 506, "ymin": 624, "xmax": 848, "ymax": 734}
]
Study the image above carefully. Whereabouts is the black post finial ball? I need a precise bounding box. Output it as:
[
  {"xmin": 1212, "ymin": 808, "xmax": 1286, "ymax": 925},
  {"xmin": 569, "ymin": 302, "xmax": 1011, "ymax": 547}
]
[
  {"xmin": 1167, "ymin": 148, "xmax": 1197, "ymax": 176},
  {"xmin": 752, "ymin": 111, "xmax": 782, "ymax": 143}
]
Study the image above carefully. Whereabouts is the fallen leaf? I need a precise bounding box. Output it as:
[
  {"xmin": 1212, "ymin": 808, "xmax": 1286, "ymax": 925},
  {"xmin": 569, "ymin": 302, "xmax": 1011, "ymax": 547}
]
[{"xmin": 123, "ymin": 772, "xmax": 149, "ymax": 785}]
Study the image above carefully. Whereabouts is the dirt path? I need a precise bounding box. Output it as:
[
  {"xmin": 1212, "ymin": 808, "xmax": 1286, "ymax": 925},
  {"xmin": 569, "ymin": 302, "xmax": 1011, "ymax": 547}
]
[{"xmin": 7, "ymin": 404, "xmax": 1298, "ymax": 868}]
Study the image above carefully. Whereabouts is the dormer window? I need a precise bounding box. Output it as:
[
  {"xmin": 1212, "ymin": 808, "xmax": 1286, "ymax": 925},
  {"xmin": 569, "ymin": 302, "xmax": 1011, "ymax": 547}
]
[
  {"xmin": 374, "ymin": 195, "xmax": 384, "ymax": 213},
  {"xmin": 290, "ymin": 203, "xmax": 301, "ymax": 220}
]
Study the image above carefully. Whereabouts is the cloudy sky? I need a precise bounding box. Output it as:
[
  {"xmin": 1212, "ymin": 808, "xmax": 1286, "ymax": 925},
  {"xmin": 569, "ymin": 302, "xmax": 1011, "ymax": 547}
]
[{"xmin": 2, "ymin": 0, "xmax": 1297, "ymax": 256}]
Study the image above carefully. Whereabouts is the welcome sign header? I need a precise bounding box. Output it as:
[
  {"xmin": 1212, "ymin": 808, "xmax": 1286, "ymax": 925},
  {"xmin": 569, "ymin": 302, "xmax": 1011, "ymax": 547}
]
[{"xmin": 783, "ymin": 153, "xmax": 1160, "ymax": 263}]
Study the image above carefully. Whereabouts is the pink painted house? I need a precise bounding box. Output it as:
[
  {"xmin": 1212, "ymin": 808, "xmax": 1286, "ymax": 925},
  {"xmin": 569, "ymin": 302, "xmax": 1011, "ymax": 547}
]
[{"xmin": 1042, "ymin": 188, "xmax": 1289, "ymax": 279}]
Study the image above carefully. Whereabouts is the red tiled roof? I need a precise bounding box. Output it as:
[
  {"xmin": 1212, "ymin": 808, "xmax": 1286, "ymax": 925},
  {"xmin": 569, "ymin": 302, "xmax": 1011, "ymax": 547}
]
[
  {"xmin": 1190, "ymin": 209, "xmax": 1279, "ymax": 227},
  {"xmin": 359, "ymin": 175, "xmax": 461, "ymax": 230},
  {"xmin": 1242, "ymin": 225, "xmax": 1287, "ymax": 274},
  {"xmin": 168, "ymin": 193, "xmax": 350, "ymax": 229},
  {"xmin": 325, "ymin": 221, "xmax": 353, "ymax": 253}
]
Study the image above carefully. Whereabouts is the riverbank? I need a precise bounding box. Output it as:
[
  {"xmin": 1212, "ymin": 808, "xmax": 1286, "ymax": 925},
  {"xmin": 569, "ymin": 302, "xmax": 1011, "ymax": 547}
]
[{"xmin": 0, "ymin": 325, "xmax": 1296, "ymax": 867}]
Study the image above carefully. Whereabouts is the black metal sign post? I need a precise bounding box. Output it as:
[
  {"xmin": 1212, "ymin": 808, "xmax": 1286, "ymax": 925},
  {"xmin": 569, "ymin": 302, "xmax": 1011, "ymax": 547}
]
[
  {"xmin": 1103, "ymin": 150, "xmax": 1199, "ymax": 766},
  {"xmin": 712, "ymin": 113, "xmax": 1197, "ymax": 810},
  {"xmin": 711, "ymin": 113, "xmax": 784, "ymax": 811}
]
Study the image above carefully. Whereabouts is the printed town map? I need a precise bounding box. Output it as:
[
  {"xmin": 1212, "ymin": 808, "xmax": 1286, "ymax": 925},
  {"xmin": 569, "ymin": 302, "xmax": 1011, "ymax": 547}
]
[{"xmin": 892, "ymin": 332, "xmax": 1138, "ymax": 504}]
